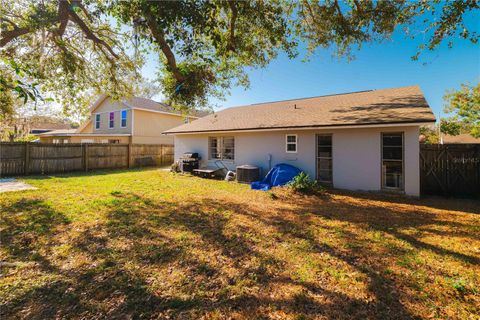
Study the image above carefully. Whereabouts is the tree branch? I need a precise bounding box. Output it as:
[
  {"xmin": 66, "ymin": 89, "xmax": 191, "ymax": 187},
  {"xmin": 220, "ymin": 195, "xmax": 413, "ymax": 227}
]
[
  {"xmin": 145, "ymin": 15, "xmax": 185, "ymax": 83},
  {"xmin": 67, "ymin": 7, "xmax": 118, "ymax": 59},
  {"xmin": 334, "ymin": 0, "xmax": 345, "ymax": 21},
  {"xmin": 0, "ymin": 27, "xmax": 31, "ymax": 47},
  {"xmin": 227, "ymin": 1, "xmax": 238, "ymax": 51},
  {"xmin": 56, "ymin": 1, "xmax": 70, "ymax": 37}
]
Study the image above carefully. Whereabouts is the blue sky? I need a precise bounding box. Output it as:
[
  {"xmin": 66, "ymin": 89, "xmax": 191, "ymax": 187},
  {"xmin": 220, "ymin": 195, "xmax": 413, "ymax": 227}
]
[{"xmin": 142, "ymin": 12, "xmax": 480, "ymax": 120}]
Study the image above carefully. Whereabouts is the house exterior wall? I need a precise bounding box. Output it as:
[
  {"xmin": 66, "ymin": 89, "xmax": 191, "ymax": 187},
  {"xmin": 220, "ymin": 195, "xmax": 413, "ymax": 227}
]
[
  {"xmin": 90, "ymin": 98, "xmax": 132, "ymax": 134},
  {"xmin": 39, "ymin": 135, "xmax": 130, "ymax": 144},
  {"xmin": 173, "ymin": 125, "xmax": 421, "ymax": 196},
  {"xmin": 132, "ymin": 109, "xmax": 188, "ymax": 145},
  {"xmin": 78, "ymin": 121, "xmax": 92, "ymax": 133}
]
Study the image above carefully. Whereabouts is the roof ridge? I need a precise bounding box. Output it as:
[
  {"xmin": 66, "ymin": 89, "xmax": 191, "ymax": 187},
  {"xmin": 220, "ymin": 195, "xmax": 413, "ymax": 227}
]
[{"xmin": 249, "ymin": 89, "xmax": 375, "ymax": 106}]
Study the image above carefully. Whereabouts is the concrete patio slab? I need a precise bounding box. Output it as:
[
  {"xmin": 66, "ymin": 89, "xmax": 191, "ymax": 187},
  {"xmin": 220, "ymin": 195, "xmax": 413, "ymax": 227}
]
[{"xmin": 0, "ymin": 178, "xmax": 36, "ymax": 193}]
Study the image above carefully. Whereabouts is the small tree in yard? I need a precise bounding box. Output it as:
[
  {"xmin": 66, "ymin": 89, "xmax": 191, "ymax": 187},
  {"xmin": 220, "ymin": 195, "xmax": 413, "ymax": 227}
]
[
  {"xmin": 441, "ymin": 83, "xmax": 480, "ymax": 138},
  {"xmin": 288, "ymin": 172, "xmax": 323, "ymax": 194}
]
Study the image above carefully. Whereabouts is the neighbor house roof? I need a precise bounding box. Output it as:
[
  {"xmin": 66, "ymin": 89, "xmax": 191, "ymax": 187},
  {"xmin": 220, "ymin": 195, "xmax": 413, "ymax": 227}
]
[
  {"xmin": 123, "ymin": 97, "xmax": 209, "ymax": 118},
  {"xmin": 91, "ymin": 95, "xmax": 209, "ymax": 118},
  {"xmin": 164, "ymin": 86, "xmax": 436, "ymax": 134},
  {"xmin": 441, "ymin": 133, "xmax": 480, "ymax": 144},
  {"xmin": 38, "ymin": 129, "xmax": 78, "ymax": 135}
]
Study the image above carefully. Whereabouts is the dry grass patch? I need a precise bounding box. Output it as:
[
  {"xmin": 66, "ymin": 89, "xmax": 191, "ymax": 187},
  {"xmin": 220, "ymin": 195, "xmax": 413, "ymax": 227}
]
[{"xmin": 0, "ymin": 168, "xmax": 479, "ymax": 319}]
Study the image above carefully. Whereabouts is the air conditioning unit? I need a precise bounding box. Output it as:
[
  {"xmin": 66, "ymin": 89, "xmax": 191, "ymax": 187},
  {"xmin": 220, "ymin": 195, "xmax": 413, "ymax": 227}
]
[{"xmin": 236, "ymin": 165, "xmax": 260, "ymax": 183}]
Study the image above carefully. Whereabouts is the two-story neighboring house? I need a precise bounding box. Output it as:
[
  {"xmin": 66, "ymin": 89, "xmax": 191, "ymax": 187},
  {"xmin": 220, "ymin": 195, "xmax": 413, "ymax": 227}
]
[{"xmin": 39, "ymin": 95, "xmax": 204, "ymax": 144}]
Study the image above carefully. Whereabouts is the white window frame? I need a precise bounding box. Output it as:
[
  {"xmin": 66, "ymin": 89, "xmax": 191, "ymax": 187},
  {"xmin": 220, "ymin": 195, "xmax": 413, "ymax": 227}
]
[
  {"xmin": 95, "ymin": 113, "xmax": 100, "ymax": 130},
  {"xmin": 209, "ymin": 136, "xmax": 235, "ymax": 161},
  {"xmin": 109, "ymin": 111, "xmax": 115, "ymax": 129},
  {"xmin": 286, "ymin": 134, "xmax": 298, "ymax": 153},
  {"xmin": 381, "ymin": 132, "xmax": 404, "ymax": 191},
  {"xmin": 121, "ymin": 109, "xmax": 127, "ymax": 128}
]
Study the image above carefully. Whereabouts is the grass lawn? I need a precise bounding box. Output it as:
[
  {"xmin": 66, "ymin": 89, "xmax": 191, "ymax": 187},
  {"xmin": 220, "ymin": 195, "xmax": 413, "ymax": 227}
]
[{"xmin": 1, "ymin": 168, "xmax": 479, "ymax": 319}]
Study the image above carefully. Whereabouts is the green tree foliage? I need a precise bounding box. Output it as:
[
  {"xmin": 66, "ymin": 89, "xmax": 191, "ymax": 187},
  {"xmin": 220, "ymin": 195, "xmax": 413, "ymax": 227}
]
[
  {"xmin": 1, "ymin": 1, "xmax": 478, "ymax": 113},
  {"xmin": 419, "ymin": 126, "xmax": 439, "ymax": 144},
  {"xmin": 442, "ymin": 83, "xmax": 480, "ymax": 138}
]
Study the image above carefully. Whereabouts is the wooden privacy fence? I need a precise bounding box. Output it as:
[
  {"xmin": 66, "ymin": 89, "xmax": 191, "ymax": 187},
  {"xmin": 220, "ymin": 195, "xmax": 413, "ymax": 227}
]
[
  {"xmin": 0, "ymin": 142, "xmax": 174, "ymax": 176},
  {"xmin": 420, "ymin": 144, "xmax": 480, "ymax": 198}
]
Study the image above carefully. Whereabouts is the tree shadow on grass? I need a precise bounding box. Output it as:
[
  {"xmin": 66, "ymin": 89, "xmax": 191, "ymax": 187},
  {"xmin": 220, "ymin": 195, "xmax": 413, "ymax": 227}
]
[
  {"xmin": 2, "ymin": 190, "xmax": 477, "ymax": 319},
  {"xmin": 1, "ymin": 198, "xmax": 70, "ymax": 271}
]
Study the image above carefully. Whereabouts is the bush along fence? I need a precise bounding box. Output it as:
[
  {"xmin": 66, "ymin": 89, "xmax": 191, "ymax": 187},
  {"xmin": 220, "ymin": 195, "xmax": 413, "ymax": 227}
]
[
  {"xmin": 0, "ymin": 142, "xmax": 174, "ymax": 176},
  {"xmin": 420, "ymin": 143, "xmax": 480, "ymax": 198}
]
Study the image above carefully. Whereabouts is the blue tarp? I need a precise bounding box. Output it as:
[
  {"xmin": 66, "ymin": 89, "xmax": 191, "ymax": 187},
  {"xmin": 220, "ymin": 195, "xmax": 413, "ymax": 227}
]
[{"xmin": 251, "ymin": 163, "xmax": 302, "ymax": 191}]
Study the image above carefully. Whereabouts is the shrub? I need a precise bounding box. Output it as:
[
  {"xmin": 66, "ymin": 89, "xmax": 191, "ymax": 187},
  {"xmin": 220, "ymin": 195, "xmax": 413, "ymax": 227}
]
[{"xmin": 288, "ymin": 172, "xmax": 322, "ymax": 194}]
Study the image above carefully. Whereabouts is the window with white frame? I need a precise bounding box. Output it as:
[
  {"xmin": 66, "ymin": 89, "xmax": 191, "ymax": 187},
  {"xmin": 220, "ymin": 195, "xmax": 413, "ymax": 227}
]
[
  {"xmin": 95, "ymin": 113, "xmax": 100, "ymax": 129},
  {"xmin": 209, "ymin": 136, "xmax": 235, "ymax": 160},
  {"xmin": 121, "ymin": 110, "xmax": 127, "ymax": 127},
  {"xmin": 382, "ymin": 132, "xmax": 404, "ymax": 190},
  {"xmin": 286, "ymin": 134, "xmax": 297, "ymax": 153},
  {"xmin": 109, "ymin": 112, "xmax": 115, "ymax": 128}
]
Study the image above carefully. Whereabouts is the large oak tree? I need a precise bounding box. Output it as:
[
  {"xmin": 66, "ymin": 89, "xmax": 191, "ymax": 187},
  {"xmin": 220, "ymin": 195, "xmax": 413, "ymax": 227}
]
[{"xmin": 1, "ymin": 0, "xmax": 478, "ymax": 114}]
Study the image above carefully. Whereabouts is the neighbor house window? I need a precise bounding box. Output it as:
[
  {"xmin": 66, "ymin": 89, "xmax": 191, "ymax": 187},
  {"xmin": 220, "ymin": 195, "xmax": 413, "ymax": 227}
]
[
  {"xmin": 209, "ymin": 136, "xmax": 235, "ymax": 160},
  {"xmin": 121, "ymin": 110, "xmax": 127, "ymax": 127},
  {"xmin": 382, "ymin": 132, "xmax": 404, "ymax": 190},
  {"xmin": 286, "ymin": 134, "xmax": 297, "ymax": 153},
  {"xmin": 109, "ymin": 112, "xmax": 115, "ymax": 128},
  {"xmin": 95, "ymin": 113, "xmax": 100, "ymax": 129},
  {"xmin": 317, "ymin": 134, "xmax": 332, "ymax": 183}
]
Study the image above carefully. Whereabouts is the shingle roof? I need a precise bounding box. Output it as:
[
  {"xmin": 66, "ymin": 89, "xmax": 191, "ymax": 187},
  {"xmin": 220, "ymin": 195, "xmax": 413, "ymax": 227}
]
[
  {"xmin": 441, "ymin": 134, "xmax": 480, "ymax": 144},
  {"xmin": 123, "ymin": 97, "xmax": 210, "ymax": 118},
  {"xmin": 164, "ymin": 86, "xmax": 436, "ymax": 134},
  {"xmin": 37, "ymin": 129, "xmax": 78, "ymax": 136}
]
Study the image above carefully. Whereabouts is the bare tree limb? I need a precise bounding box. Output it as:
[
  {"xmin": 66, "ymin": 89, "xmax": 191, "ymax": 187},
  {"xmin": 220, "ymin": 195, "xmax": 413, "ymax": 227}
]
[
  {"xmin": 56, "ymin": 1, "xmax": 70, "ymax": 37},
  {"xmin": 145, "ymin": 15, "xmax": 185, "ymax": 83},
  {"xmin": 227, "ymin": 1, "xmax": 238, "ymax": 51},
  {"xmin": 0, "ymin": 27, "xmax": 31, "ymax": 47},
  {"xmin": 67, "ymin": 6, "xmax": 118, "ymax": 59}
]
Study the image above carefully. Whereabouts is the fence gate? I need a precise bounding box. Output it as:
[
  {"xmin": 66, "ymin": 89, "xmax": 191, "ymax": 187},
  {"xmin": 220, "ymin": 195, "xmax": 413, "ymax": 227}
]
[{"xmin": 420, "ymin": 144, "xmax": 480, "ymax": 198}]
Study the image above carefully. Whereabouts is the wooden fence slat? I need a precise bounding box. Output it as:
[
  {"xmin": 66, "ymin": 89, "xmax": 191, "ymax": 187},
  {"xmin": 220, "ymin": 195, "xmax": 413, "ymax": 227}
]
[{"xmin": 0, "ymin": 142, "xmax": 174, "ymax": 177}]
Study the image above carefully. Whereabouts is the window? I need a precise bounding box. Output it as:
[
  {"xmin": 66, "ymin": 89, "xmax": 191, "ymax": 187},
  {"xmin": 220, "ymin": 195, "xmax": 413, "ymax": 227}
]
[
  {"xmin": 317, "ymin": 134, "xmax": 332, "ymax": 183},
  {"xmin": 95, "ymin": 113, "xmax": 100, "ymax": 129},
  {"xmin": 108, "ymin": 139, "xmax": 120, "ymax": 144},
  {"xmin": 109, "ymin": 112, "xmax": 115, "ymax": 128},
  {"xmin": 209, "ymin": 136, "xmax": 235, "ymax": 160},
  {"xmin": 382, "ymin": 132, "xmax": 403, "ymax": 190},
  {"xmin": 286, "ymin": 134, "xmax": 297, "ymax": 153},
  {"xmin": 121, "ymin": 110, "xmax": 127, "ymax": 128},
  {"xmin": 81, "ymin": 139, "xmax": 94, "ymax": 144}
]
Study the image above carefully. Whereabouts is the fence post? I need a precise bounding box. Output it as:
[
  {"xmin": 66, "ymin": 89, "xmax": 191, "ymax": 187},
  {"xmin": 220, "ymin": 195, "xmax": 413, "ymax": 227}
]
[
  {"xmin": 127, "ymin": 143, "xmax": 132, "ymax": 168},
  {"xmin": 24, "ymin": 142, "xmax": 30, "ymax": 175},
  {"xmin": 84, "ymin": 144, "xmax": 89, "ymax": 172}
]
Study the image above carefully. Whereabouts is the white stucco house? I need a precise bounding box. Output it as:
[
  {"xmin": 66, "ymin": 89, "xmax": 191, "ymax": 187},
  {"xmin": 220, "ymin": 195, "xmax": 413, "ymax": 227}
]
[{"xmin": 164, "ymin": 86, "xmax": 436, "ymax": 196}]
